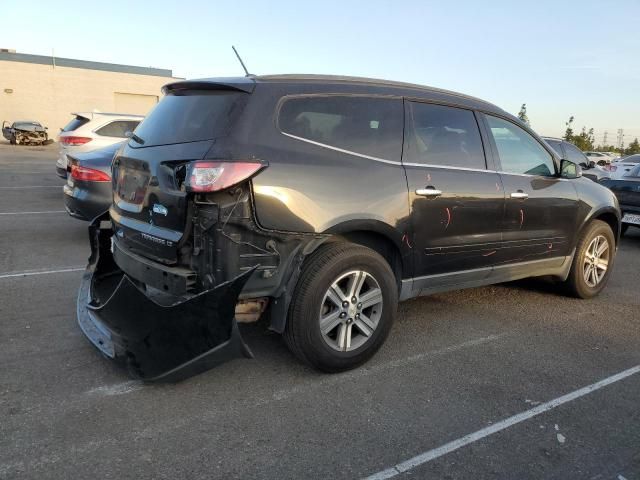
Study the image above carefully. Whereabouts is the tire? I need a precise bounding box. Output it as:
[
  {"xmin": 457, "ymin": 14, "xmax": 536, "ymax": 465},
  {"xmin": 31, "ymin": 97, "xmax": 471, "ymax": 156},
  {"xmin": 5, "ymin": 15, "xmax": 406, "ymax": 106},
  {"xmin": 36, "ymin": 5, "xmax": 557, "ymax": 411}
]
[
  {"xmin": 620, "ymin": 224, "xmax": 629, "ymax": 237},
  {"xmin": 283, "ymin": 242, "xmax": 398, "ymax": 372},
  {"xmin": 563, "ymin": 220, "xmax": 615, "ymax": 299}
]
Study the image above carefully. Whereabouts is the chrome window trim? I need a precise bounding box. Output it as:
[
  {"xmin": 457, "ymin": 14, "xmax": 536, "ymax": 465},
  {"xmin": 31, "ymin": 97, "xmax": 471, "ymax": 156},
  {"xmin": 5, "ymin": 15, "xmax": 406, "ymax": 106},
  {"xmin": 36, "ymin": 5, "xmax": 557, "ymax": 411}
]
[
  {"xmin": 280, "ymin": 132, "xmax": 401, "ymax": 165},
  {"xmin": 281, "ymin": 132, "xmax": 572, "ymax": 181},
  {"xmin": 281, "ymin": 133, "xmax": 497, "ymax": 173},
  {"xmin": 403, "ymin": 162, "xmax": 493, "ymax": 173}
]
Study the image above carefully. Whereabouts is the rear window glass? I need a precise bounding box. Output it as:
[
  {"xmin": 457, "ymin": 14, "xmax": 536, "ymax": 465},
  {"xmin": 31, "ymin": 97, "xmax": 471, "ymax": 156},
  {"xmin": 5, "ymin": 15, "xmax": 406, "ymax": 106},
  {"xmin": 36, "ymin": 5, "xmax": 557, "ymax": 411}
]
[
  {"xmin": 62, "ymin": 116, "xmax": 90, "ymax": 132},
  {"xmin": 95, "ymin": 120, "xmax": 140, "ymax": 138},
  {"xmin": 544, "ymin": 139, "xmax": 563, "ymax": 157},
  {"xmin": 278, "ymin": 96, "xmax": 403, "ymax": 161},
  {"xmin": 130, "ymin": 91, "xmax": 245, "ymax": 147},
  {"xmin": 13, "ymin": 122, "xmax": 41, "ymax": 129},
  {"xmin": 563, "ymin": 142, "xmax": 587, "ymax": 164},
  {"xmin": 404, "ymin": 102, "xmax": 486, "ymax": 169}
]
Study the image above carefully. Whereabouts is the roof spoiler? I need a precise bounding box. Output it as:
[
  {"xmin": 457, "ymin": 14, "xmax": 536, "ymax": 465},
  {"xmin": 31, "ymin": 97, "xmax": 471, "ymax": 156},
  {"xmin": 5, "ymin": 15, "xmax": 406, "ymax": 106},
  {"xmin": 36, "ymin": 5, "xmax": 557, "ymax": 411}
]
[{"xmin": 162, "ymin": 77, "xmax": 256, "ymax": 95}]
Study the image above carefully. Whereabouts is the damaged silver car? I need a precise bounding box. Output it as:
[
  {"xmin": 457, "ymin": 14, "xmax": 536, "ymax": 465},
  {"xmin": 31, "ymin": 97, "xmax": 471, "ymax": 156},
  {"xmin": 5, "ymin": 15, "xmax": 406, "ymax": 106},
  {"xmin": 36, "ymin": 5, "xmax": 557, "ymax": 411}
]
[{"xmin": 2, "ymin": 120, "xmax": 49, "ymax": 145}]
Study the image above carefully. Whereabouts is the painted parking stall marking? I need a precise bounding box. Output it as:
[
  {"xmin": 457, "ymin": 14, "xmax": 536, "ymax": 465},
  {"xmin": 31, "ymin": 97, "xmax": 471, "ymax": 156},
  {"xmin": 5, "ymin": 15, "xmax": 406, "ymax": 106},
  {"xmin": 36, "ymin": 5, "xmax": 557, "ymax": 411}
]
[
  {"xmin": 0, "ymin": 267, "xmax": 84, "ymax": 280},
  {"xmin": 0, "ymin": 210, "xmax": 66, "ymax": 215},
  {"xmin": 364, "ymin": 364, "xmax": 640, "ymax": 480}
]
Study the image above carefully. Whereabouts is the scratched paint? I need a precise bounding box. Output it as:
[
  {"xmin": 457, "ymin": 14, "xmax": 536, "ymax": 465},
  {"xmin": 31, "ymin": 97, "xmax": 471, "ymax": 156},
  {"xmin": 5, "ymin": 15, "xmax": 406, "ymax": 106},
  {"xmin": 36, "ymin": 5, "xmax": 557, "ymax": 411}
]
[
  {"xmin": 444, "ymin": 207, "xmax": 452, "ymax": 229},
  {"xmin": 519, "ymin": 208, "xmax": 524, "ymax": 229}
]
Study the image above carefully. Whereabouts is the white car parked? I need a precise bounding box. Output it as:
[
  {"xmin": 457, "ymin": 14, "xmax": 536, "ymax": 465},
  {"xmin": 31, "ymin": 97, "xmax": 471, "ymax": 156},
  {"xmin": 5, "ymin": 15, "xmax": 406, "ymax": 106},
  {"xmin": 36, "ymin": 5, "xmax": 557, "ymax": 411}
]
[
  {"xmin": 55, "ymin": 112, "xmax": 143, "ymax": 178},
  {"xmin": 584, "ymin": 151, "xmax": 615, "ymax": 165},
  {"xmin": 608, "ymin": 154, "xmax": 640, "ymax": 179}
]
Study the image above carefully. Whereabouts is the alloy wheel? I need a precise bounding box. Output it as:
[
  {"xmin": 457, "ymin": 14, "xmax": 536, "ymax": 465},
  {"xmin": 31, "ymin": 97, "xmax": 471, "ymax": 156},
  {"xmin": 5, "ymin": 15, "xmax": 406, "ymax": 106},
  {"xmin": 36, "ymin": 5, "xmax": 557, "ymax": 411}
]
[
  {"xmin": 583, "ymin": 234, "xmax": 610, "ymax": 287},
  {"xmin": 319, "ymin": 270, "xmax": 383, "ymax": 352}
]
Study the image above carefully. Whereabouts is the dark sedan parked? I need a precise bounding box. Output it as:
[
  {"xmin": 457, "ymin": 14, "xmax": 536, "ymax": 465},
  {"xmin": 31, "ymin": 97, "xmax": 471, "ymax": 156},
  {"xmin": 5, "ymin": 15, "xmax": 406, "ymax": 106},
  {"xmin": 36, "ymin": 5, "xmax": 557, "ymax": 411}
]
[
  {"xmin": 63, "ymin": 142, "xmax": 122, "ymax": 221},
  {"xmin": 600, "ymin": 163, "xmax": 640, "ymax": 235}
]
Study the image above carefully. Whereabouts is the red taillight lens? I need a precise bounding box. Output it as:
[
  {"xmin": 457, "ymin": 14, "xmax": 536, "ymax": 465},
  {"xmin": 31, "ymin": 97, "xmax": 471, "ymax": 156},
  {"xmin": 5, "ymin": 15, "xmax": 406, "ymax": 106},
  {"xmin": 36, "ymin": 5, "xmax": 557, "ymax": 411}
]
[
  {"xmin": 186, "ymin": 161, "xmax": 264, "ymax": 192},
  {"xmin": 60, "ymin": 136, "xmax": 92, "ymax": 146},
  {"xmin": 70, "ymin": 164, "xmax": 111, "ymax": 182}
]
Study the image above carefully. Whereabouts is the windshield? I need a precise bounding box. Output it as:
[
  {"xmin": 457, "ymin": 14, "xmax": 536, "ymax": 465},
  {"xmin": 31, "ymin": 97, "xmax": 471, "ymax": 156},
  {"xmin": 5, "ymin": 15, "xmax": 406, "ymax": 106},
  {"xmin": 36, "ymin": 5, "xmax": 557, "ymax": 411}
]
[{"xmin": 130, "ymin": 91, "xmax": 246, "ymax": 147}]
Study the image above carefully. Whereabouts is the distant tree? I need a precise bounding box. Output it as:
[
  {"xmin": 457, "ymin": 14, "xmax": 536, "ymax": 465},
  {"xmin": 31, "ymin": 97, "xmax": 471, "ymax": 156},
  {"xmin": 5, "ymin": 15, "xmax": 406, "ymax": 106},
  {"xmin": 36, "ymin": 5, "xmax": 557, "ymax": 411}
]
[
  {"xmin": 517, "ymin": 104, "xmax": 530, "ymax": 126},
  {"xmin": 626, "ymin": 138, "xmax": 640, "ymax": 155},
  {"xmin": 564, "ymin": 116, "xmax": 575, "ymax": 141},
  {"xmin": 572, "ymin": 127, "xmax": 595, "ymax": 151}
]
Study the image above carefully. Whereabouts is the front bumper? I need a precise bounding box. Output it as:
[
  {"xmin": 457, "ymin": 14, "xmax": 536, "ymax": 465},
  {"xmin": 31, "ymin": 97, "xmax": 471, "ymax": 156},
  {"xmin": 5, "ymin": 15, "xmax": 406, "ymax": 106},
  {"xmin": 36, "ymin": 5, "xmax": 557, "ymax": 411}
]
[{"xmin": 77, "ymin": 216, "xmax": 254, "ymax": 382}]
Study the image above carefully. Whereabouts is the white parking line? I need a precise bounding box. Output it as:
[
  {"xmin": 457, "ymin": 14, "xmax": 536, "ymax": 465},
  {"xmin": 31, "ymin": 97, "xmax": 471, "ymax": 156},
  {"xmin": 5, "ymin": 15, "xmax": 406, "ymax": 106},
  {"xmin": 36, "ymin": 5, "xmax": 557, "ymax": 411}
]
[
  {"xmin": 0, "ymin": 267, "xmax": 84, "ymax": 279},
  {"xmin": 364, "ymin": 364, "xmax": 640, "ymax": 480},
  {"xmin": 0, "ymin": 185, "xmax": 61, "ymax": 189},
  {"xmin": 0, "ymin": 210, "xmax": 66, "ymax": 215}
]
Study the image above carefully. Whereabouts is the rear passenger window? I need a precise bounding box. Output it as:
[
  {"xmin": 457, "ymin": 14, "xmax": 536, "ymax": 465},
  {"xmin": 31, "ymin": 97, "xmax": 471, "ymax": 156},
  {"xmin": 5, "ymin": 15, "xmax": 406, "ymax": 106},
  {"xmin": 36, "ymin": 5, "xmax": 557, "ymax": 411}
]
[
  {"xmin": 486, "ymin": 115, "xmax": 555, "ymax": 176},
  {"xmin": 278, "ymin": 96, "xmax": 403, "ymax": 161},
  {"xmin": 95, "ymin": 120, "xmax": 140, "ymax": 138},
  {"xmin": 404, "ymin": 102, "xmax": 486, "ymax": 169}
]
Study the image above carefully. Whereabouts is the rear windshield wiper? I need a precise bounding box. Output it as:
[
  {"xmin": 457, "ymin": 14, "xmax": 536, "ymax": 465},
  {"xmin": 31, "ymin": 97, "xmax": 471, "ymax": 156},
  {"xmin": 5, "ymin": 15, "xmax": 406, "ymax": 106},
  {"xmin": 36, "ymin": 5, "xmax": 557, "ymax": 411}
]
[{"xmin": 129, "ymin": 133, "xmax": 145, "ymax": 145}]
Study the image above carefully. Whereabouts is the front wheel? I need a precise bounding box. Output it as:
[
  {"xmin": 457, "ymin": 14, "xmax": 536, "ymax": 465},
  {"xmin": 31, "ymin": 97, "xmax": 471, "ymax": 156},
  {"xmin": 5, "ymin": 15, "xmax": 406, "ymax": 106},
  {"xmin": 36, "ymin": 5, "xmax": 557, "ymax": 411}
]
[
  {"xmin": 563, "ymin": 220, "xmax": 615, "ymax": 298},
  {"xmin": 283, "ymin": 242, "xmax": 398, "ymax": 372}
]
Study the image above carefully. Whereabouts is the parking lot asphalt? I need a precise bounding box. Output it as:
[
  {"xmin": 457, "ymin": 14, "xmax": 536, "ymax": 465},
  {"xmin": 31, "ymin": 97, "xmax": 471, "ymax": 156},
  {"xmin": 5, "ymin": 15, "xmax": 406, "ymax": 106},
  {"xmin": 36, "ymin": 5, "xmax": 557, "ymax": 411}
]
[{"xmin": 0, "ymin": 143, "xmax": 639, "ymax": 480}]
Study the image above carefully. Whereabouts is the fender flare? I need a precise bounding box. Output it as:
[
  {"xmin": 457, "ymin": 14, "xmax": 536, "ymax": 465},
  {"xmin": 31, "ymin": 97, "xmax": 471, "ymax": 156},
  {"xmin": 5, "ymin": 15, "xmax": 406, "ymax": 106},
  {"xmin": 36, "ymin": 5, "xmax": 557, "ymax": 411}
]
[{"xmin": 577, "ymin": 205, "xmax": 621, "ymax": 244}]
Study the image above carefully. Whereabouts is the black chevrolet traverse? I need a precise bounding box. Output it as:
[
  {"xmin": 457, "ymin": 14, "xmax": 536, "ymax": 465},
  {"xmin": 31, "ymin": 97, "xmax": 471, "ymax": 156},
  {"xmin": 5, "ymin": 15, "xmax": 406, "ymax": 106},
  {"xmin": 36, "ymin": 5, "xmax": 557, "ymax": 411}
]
[{"xmin": 77, "ymin": 75, "xmax": 621, "ymax": 381}]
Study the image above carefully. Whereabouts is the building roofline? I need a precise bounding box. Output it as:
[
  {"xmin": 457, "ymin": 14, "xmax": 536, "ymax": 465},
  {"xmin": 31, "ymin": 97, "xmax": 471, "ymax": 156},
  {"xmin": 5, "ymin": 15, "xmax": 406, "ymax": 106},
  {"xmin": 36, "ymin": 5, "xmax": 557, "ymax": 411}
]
[{"xmin": 0, "ymin": 51, "xmax": 173, "ymax": 77}]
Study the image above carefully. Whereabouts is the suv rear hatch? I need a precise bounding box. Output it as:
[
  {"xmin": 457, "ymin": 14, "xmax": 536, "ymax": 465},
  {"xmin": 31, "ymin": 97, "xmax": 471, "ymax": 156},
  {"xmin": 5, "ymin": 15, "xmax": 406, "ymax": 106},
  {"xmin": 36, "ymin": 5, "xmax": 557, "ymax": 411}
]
[{"xmin": 110, "ymin": 80, "xmax": 254, "ymax": 265}]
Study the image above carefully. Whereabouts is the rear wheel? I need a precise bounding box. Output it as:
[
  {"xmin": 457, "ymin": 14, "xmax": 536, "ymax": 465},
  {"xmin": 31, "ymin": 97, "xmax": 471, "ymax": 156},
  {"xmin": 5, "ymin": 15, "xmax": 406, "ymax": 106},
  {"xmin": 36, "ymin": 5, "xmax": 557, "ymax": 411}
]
[
  {"xmin": 283, "ymin": 242, "xmax": 398, "ymax": 372},
  {"xmin": 563, "ymin": 220, "xmax": 615, "ymax": 298}
]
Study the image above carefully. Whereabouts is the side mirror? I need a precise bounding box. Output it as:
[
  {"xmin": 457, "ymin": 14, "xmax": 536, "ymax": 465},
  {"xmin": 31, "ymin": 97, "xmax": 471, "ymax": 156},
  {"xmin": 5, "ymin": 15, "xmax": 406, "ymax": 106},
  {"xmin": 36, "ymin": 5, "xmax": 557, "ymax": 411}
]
[
  {"xmin": 560, "ymin": 159, "xmax": 582, "ymax": 179},
  {"xmin": 44, "ymin": 126, "xmax": 48, "ymax": 130}
]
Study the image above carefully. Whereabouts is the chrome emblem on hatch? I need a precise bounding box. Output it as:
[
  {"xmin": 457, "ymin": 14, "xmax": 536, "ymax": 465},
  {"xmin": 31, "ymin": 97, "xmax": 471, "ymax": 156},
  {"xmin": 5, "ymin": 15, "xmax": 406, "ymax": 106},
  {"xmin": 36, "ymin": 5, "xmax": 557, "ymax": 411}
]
[{"xmin": 152, "ymin": 204, "xmax": 168, "ymax": 216}]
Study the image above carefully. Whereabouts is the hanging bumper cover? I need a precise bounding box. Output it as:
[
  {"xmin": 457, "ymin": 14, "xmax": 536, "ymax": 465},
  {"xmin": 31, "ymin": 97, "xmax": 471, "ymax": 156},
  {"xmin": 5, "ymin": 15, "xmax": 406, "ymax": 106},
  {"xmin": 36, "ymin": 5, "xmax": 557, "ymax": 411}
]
[{"xmin": 76, "ymin": 216, "xmax": 254, "ymax": 382}]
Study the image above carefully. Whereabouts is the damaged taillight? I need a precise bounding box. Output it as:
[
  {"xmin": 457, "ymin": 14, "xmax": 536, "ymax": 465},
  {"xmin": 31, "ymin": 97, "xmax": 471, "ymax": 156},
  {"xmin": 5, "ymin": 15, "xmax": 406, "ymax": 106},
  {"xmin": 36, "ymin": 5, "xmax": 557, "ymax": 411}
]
[{"xmin": 186, "ymin": 161, "xmax": 264, "ymax": 192}]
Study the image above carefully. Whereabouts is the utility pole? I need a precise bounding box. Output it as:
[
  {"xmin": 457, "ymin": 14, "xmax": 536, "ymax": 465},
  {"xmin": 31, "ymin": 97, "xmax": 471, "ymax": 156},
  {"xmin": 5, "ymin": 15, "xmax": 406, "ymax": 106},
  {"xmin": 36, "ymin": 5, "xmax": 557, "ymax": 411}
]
[{"xmin": 617, "ymin": 129, "xmax": 625, "ymax": 150}]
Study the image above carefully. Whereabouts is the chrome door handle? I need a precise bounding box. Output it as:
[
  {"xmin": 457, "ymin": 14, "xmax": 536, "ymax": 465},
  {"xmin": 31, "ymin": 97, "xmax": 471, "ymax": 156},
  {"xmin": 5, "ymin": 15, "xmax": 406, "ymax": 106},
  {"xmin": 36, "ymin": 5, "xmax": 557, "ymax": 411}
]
[
  {"xmin": 510, "ymin": 191, "xmax": 529, "ymax": 199},
  {"xmin": 416, "ymin": 188, "xmax": 442, "ymax": 197}
]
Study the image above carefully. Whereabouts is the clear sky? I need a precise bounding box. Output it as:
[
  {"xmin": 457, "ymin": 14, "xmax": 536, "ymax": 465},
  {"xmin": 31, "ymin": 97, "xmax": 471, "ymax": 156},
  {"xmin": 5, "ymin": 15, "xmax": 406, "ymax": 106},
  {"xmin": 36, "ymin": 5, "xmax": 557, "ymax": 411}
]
[{"xmin": 2, "ymin": 0, "xmax": 639, "ymax": 144}]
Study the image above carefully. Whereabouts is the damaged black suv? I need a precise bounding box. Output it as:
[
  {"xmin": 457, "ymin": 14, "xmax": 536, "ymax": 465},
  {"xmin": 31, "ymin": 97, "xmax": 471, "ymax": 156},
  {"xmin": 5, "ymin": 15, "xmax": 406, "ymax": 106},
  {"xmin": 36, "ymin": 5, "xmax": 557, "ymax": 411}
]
[{"xmin": 78, "ymin": 75, "xmax": 621, "ymax": 381}]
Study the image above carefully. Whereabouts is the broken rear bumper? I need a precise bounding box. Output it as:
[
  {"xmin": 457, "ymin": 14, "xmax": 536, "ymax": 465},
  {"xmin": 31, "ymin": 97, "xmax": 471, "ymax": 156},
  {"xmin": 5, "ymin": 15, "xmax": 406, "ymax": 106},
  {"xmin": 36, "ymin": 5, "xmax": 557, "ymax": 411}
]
[{"xmin": 77, "ymin": 215, "xmax": 254, "ymax": 382}]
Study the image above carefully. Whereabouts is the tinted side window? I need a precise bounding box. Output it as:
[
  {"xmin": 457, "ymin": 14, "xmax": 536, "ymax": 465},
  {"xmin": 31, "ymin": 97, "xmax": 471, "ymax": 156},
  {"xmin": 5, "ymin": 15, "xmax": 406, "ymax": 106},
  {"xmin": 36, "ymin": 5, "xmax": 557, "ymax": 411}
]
[
  {"xmin": 405, "ymin": 102, "xmax": 485, "ymax": 169},
  {"xmin": 486, "ymin": 115, "xmax": 555, "ymax": 176},
  {"xmin": 563, "ymin": 143, "xmax": 588, "ymax": 164},
  {"xmin": 95, "ymin": 120, "xmax": 140, "ymax": 138},
  {"xmin": 278, "ymin": 96, "xmax": 403, "ymax": 160}
]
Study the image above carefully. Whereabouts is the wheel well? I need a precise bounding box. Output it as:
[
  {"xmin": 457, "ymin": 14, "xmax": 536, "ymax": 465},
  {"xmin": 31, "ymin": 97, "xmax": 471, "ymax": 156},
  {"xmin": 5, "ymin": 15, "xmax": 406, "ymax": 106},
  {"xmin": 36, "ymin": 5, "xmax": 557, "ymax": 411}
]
[
  {"xmin": 334, "ymin": 231, "xmax": 403, "ymax": 292},
  {"xmin": 594, "ymin": 211, "xmax": 620, "ymax": 242}
]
